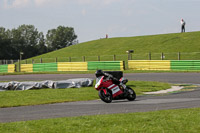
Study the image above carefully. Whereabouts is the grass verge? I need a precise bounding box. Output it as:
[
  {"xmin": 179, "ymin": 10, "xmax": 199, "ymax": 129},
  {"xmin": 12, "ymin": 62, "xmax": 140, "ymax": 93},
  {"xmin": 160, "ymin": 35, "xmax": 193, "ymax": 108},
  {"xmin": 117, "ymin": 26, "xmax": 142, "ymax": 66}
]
[
  {"xmin": 0, "ymin": 108, "xmax": 200, "ymax": 132},
  {"xmin": 0, "ymin": 81, "xmax": 170, "ymax": 108}
]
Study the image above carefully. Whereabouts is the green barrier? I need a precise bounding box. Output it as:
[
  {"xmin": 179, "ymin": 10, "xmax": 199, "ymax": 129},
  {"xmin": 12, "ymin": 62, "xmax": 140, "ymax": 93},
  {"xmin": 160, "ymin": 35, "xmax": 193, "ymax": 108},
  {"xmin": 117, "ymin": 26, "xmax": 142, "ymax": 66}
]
[
  {"xmin": 0, "ymin": 65, "xmax": 8, "ymax": 73},
  {"xmin": 33, "ymin": 63, "xmax": 57, "ymax": 72},
  {"xmin": 88, "ymin": 61, "xmax": 122, "ymax": 70},
  {"xmin": 171, "ymin": 60, "xmax": 200, "ymax": 70}
]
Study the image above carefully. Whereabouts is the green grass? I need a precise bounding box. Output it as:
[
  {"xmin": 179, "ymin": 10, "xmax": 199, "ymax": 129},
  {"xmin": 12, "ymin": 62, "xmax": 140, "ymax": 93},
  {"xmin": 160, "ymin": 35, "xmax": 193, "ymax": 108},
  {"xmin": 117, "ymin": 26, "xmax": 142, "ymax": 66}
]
[
  {"xmin": 0, "ymin": 81, "xmax": 170, "ymax": 108},
  {"xmin": 1, "ymin": 108, "xmax": 200, "ymax": 132},
  {"xmin": 27, "ymin": 31, "xmax": 200, "ymax": 62}
]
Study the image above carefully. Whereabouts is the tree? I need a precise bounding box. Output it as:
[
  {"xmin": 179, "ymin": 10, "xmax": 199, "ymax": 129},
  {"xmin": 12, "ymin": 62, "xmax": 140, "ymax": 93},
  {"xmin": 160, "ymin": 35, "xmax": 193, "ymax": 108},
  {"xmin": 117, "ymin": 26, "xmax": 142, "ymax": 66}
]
[
  {"xmin": 0, "ymin": 27, "xmax": 14, "ymax": 59},
  {"xmin": 11, "ymin": 24, "xmax": 47, "ymax": 59},
  {"xmin": 46, "ymin": 26, "xmax": 77, "ymax": 51},
  {"xmin": 0, "ymin": 25, "xmax": 77, "ymax": 60},
  {"xmin": 36, "ymin": 32, "xmax": 47, "ymax": 55}
]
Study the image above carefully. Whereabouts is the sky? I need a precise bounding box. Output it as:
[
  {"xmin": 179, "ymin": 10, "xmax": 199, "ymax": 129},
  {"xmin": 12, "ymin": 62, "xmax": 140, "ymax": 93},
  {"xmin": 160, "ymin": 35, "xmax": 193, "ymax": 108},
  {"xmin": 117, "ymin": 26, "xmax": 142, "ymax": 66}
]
[{"xmin": 0, "ymin": 0, "xmax": 200, "ymax": 43}]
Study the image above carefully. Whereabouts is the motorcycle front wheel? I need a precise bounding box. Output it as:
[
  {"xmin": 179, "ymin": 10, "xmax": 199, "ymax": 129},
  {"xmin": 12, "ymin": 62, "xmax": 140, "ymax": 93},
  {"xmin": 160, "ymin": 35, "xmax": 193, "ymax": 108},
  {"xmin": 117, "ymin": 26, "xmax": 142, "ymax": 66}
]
[
  {"xmin": 98, "ymin": 89, "xmax": 112, "ymax": 103},
  {"xmin": 126, "ymin": 86, "xmax": 136, "ymax": 101}
]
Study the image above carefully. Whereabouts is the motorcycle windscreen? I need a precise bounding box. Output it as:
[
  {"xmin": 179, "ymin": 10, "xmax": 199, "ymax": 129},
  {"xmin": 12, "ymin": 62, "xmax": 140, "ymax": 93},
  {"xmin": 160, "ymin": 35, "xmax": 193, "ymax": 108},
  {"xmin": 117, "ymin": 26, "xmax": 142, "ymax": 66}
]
[
  {"xmin": 96, "ymin": 76, "xmax": 104, "ymax": 83},
  {"xmin": 95, "ymin": 76, "xmax": 104, "ymax": 89}
]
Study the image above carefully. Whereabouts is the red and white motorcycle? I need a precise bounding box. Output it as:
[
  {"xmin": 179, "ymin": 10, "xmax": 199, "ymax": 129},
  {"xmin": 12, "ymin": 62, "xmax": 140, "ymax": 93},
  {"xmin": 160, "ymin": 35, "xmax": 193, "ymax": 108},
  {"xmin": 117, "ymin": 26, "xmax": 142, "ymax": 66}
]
[{"xmin": 95, "ymin": 75, "xmax": 136, "ymax": 103}]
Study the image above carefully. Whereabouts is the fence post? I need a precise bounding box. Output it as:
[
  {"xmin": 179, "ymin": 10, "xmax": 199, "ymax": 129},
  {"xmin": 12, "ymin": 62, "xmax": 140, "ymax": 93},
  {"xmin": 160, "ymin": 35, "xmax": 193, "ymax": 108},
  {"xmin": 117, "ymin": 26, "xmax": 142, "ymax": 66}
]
[
  {"xmin": 130, "ymin": 53, "xmax": 132, "ymax": 60},
  {"xmin": 123, "ymin": 61, "xmax": 126, "ymax": 70},
  {"xmin": 69, "ymin": 57, "xmax": 71, "ymax": 62},
  {"xmin": 40, "ymin": 58, "xmax": 43, "ymax": 63},
  {"xmin": 15, "ymin": 64, "xmax": 17, "ymax": 72},
  {"xmin": 149, "ymin": 52, "xmax": 151, "ymax": 60},
  {"xmin": 113, "ymin": 55, "xmax": 116, "ymax": 61},
  {"xmin": 83, "ymin": 56, "xmax": 85, "ymax": 62},
  {"xmin": 127, "ymin": 53, "xmax": 133, "ymax": 60},
  {"xmin": 55, "ymin": 57, "xmax": 57, "ymax": 62},
  {"xmin": 178, "ymin": 52, "xmax": 181, "ymax": 60},
  {"xmin": 32, "ymin": 59, "xmax": 34, "ymax": 64},
  {"xmin": 18, "ymin": 59, "xmax": 20, "ymax": 72},
  {"xmin": 128, "ymin": 53, "xmax": 130, "ymax": 60},
  {"xmin": 98, "ymin": 56, "xmax": 100, "ymax": 61},
  {"xmin": 161, "ymin": 52, "xmax": 164, "ymax": 60}
]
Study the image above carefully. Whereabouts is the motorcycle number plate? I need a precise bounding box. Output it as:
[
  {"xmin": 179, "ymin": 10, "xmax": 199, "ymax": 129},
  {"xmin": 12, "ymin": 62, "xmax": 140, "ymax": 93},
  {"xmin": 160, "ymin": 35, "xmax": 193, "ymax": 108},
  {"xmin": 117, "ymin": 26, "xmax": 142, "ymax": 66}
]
[{"xmin": 111, "ymin": 86, "xmax": 120, "ymax": 94}]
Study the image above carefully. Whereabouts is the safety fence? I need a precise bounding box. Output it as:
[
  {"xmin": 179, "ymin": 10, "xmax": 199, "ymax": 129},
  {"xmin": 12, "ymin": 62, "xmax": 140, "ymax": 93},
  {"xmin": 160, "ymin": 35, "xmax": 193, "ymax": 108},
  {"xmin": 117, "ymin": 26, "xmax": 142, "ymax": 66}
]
[
  {"xmin": 20, "ymin": 61, "xmax": 124, "ymax": 73},
  {"xmin": 2, "ymin": 52, "xmax": 200, "ymax": 65},
  {"xmin": 128, "ymin": 60, "xmax": 200, "ymax": 71}
]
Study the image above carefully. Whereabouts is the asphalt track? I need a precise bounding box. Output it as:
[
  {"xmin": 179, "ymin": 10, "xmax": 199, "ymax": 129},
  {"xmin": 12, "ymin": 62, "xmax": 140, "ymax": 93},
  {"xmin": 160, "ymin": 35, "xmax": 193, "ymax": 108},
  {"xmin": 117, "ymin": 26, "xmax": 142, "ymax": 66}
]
[
  {"xmin": 0, "ymin": 73, "xmax": 200, "ymax": 84},
  {"xmin": 0, "ymin": 73, "xmax": 200, "ymax": 123}
]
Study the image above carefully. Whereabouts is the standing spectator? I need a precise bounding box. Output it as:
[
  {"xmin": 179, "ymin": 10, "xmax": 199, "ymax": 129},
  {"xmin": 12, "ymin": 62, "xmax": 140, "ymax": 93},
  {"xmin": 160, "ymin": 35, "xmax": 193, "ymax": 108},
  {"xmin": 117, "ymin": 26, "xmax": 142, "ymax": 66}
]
[
  {"xmin": 106, "ymin": 34, "xmax": 108, "ymax": 39},
  {"xmin": 181, "ymin": 19, "xmax": 186, "ymax": 32}
]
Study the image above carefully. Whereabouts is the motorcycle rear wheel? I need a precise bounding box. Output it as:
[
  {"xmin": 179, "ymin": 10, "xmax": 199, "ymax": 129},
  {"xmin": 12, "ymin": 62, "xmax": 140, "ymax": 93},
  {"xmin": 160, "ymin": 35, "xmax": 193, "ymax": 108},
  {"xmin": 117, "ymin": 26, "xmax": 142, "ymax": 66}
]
[
  {"xmin": 126, "ymin": 86, "xmax": 136, "ymax": 101},
  {"xmin": 98, "ymin": 89, "xmax": 112, "ymax": 103}
]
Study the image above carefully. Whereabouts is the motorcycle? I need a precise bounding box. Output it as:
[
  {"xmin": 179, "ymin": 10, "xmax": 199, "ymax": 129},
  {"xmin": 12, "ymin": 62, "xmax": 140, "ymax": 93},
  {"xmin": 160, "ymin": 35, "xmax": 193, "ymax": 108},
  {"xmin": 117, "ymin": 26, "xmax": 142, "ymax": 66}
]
[{"xmin": 95, "ymin": 76, "xmax": 136, "ymax": 103}]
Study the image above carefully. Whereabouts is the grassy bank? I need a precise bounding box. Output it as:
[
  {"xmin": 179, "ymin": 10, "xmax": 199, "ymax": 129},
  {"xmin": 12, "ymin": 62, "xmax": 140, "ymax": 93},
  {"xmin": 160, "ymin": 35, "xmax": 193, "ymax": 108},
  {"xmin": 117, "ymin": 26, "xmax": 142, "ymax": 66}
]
[
  {"xmin": 0, "ymin": 81, "xmax": 170, "ymax": 108},
  {"xmin": 1, "ymin": 108, "xmax": 200, "ymax": 132},
  {"xmin": 25, "ymin": 31, "xmax": 200, "ymax": 63}
]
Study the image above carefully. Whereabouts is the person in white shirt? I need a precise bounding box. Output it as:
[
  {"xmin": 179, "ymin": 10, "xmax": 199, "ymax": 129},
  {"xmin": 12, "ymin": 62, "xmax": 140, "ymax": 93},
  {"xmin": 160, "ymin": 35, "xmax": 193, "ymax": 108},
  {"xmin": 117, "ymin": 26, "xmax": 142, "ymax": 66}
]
[{"xmin": 181, "ymin": 19, "xmax": 186, "ymax": 33}]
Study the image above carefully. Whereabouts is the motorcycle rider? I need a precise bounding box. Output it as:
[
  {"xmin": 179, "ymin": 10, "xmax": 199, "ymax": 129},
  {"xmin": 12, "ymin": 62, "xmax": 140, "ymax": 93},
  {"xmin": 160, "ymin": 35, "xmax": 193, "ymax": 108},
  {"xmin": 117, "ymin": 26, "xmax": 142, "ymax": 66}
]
[{"xmin": 95, "ymin": 70, "xmax": 127, "ymax": 91}]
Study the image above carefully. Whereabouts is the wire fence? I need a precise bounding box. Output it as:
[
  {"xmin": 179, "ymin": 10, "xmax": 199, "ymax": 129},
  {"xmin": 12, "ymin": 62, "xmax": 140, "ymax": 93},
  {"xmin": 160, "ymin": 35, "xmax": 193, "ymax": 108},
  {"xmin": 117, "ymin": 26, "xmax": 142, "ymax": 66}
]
[{"xmin": 1, "ymin": 52, "xmax": 200, "ymax": 65}]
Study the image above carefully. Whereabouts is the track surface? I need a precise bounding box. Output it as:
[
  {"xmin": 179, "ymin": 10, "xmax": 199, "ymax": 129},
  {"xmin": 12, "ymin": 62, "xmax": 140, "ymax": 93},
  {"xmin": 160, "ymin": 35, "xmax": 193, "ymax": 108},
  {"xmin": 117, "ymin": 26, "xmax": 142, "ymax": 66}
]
[
  {"xmin": 0, "ymin": 73, "xmax": 200, "ymax": 123},
  {"xmin": 0, "ymin": 73, "xmax": 200, "ymax": 84}
]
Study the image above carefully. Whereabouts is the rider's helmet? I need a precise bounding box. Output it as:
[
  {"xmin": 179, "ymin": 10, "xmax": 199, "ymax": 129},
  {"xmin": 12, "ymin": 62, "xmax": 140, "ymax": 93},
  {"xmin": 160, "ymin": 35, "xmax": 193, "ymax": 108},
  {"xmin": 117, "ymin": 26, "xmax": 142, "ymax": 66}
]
[{"xmin": 95, "ymin": 70, "xmax": 104, "ymax": 77}]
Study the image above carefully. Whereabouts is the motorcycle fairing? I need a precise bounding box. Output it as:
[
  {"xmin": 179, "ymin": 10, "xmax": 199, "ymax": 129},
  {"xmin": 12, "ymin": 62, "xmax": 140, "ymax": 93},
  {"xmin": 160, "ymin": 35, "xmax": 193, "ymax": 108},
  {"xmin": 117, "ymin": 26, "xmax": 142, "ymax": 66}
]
[{"xmin": 107, "ymin": 84, "xmax": 123, "ymax": 97}]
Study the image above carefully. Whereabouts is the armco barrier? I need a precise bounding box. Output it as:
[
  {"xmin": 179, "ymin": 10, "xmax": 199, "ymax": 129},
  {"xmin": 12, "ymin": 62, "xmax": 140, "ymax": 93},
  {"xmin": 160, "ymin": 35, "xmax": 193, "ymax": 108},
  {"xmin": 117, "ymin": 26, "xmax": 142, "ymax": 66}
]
[
  {"xmin": 6, "ymin": 60, "xmax": 200, "ymax": 73},
  {"xmin": 128, "ymin": 60, "xmax": 171, "ymax": 70},
  {"xmin": 20, "ymin": 61, "xmax": 124, "ymax": 72},
  {"xmin": 0, "ymin": 65, "xmax": 8, "ymax": 73},
  {"xmin": 0, "ymin": 64, "xmax": 15, "ymax": 73},
  {"xmin": 57, "ymin": 62, "xmax": 87, "ymax": 71},
  {"xmin": 33, "ymin": 63, "xmax": 57, "ymax": 72},
  {"xmin": 21, "ymin": 64, "xmax": 33, "ymax": 72},
  {"xmin": 88, "ymin": 61, "xmax": 124, "ymax": 71},
  {"xmin": 171, "ymin": 60, "xmax": 200, "ymax": 70},
  {"xmin": 7, "ymin": 64, "xmax": 15, "ymax": 73}
]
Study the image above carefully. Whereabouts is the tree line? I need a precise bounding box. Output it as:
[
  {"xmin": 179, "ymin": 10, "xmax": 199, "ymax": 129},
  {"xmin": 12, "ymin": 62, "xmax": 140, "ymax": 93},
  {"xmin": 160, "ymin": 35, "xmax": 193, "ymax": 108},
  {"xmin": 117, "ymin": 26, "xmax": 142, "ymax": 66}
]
[{"xmin": 0, "ymin": 25, "xmax": 78, "ymax": 60}]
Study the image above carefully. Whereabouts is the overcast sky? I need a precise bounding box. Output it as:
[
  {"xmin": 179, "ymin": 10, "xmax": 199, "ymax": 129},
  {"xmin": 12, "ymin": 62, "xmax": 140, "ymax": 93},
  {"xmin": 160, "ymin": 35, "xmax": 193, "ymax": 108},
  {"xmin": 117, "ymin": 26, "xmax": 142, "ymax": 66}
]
[{"xmin": 0, "ymin": 0, "xmax": 200, "ymax": 42}]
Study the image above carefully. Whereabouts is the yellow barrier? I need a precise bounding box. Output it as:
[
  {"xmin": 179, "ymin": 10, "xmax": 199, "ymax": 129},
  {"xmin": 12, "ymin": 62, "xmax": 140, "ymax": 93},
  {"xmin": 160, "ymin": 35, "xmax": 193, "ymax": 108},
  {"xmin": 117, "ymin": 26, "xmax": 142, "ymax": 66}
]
[
  {"xmin": 128, "ymin": 60, "xmax": 170, "ymax": 70},
  {"xmin": 21, "ymin": 64, "xmax": 33, "ymax": 72},
  {"xmin": 120, "ymin": 61, "xmax": 124, "ymax": 71},
  {"xmin": 57, "ymin": 62, "xmax": 87, "ymax": 71},
  {"xmin": 8, "ymin": 64, "xmax": 15, "ymax": 73}
]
